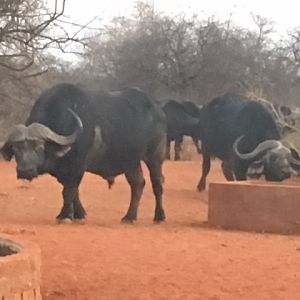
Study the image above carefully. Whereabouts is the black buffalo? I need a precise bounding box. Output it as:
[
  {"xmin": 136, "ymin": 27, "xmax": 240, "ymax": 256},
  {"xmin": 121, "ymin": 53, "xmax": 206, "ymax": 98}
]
[
  {"xmin": 196, "ymin": 93, "xmax": 300, "ymax": 191},
  {"xmin": 181, "ymin": 101, "xmax": 203, "ymax": 153},
  {"xmin": 0, "ymin": 83, "xmax": 167, "ymax": 223},
  {"xmin": 162, "ymin": 100, "xmax": 201, "ymax": 160}
]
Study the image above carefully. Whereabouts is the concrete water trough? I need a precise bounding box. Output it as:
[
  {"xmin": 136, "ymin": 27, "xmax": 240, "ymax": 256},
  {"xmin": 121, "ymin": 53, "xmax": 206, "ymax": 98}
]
[
  {"xmin": 0, "ymin": 234, "xmax": 42, "ymax": 300},
  {"xmin": 208, "ymin": 181, "xmax": 300, "ymax": 234}
]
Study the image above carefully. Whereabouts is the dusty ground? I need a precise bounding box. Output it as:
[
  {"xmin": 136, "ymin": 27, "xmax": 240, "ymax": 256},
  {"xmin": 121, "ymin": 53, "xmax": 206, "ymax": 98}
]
[{"xmin": 1, "ymin": 158, "xmax": 300, "ymax": 300}]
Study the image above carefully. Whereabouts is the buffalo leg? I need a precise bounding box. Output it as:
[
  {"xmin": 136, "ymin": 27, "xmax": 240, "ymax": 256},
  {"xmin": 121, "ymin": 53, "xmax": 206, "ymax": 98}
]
[
  {"xmin": 146, "ymin": 161, "xmax": 165, "ymax": 223},
  {"xmin": 197, "ymin": 148, "xmax": 211, "ymax": 191},
  {"xmin": 230, "ymin": 158, "xmax": 248, "ymax": 180},
  {"xmin": 144, "ymin": 133, "xmax": 166, "ymax": 222},
  {"xmin": 73, "ymin": 191, "xmax": 87, "ymax": 221},
  {"xmin": 174, "ymin": 136, "xmax": 183, "ymax": 161},
  {"xmin": 192, "ymin": 137, "xmax": 202, "ymax": 154},
  {"xmin": 233, "ymin": 165, "xmax": 248, "ymax": 180},
  {"xmin": 56, "ymin": 186, "xmax": 78, "ymax": 222},
  {"xmin": 122, "ymin": 163, "xmax": 145, "ymax": 223},
  {"xmin": 165, "ymin": 139, "xmax": 171, "ymax": 160},
  {"xmin": 221, "ymin": 161, "xmax": 235, "ymax": 181}
]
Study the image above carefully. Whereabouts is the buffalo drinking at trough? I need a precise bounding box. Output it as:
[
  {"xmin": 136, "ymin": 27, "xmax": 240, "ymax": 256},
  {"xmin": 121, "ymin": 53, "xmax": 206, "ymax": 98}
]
[
  {"xmin": 0, "ymin": 83, "xmax": 167, "ymax": 223},
  {"xmin": 196, "ymin": 93, "xmax": 300, "ymax": 191}
]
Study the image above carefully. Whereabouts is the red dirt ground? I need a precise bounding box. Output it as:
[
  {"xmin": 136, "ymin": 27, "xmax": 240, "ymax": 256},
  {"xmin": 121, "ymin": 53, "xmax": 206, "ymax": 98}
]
[{"xmin": 1, "ymin": 159, "xmax": 300, "ymax": 300}]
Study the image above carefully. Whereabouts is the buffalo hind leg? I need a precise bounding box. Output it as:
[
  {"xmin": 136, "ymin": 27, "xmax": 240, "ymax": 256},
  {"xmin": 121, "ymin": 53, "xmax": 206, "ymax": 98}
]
[
  {"xmin": 122, "ymin": 163, "xmax": 145, "ymax": 223},
  {"xmin": 147, "ymin": 161, "xmax": 165, "ymax": 223},
  {"xmin": 165, "ymin": 139, "xmax": 171, "ymax": 160},
  {"xmin": 193, "ymin": 137, "xmax": 202, "ymax": 154},
  {"xmin": 174, "ymin": 136, "xmax": 183, "ymax": 161},
  {"xmin": 197, "ymin": 148, "xmax": 211, "ymax": 191},
  {"xmin": 144, "ymin": 133, "xmax": 166, "ymax": 223}
]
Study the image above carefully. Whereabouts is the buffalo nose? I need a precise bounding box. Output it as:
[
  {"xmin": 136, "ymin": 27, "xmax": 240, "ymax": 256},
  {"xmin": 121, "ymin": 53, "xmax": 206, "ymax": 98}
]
[{"xmin": 280, "ymin": 169, "xmax": 291, "ymax": 180}]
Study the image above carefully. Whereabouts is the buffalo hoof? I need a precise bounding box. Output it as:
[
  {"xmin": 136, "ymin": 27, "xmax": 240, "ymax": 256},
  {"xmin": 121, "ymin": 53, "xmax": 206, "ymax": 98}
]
[
  {"xmin": 153, "ymin": 218, "xmax": 165, "ymax": 224},
  {"xmin": 56, "ymin": 218, "xmax": 72, "ymax": 224},
  {"xmin": 197, "ymin": 183, "xmax": 205, "ymax": 192},
  {"xmin": 121, "ymin": 216, "xmax": 136, "ymax": 224},
  {"xmin": 74, "ymin": 218, "xmax": 87, "ymax": 225},
  {"xmin": 153, "ymin": 210, "xmax": 166, "ymax": 223},
  {"xmin": 73, "ymin": 208, "xmax": 86, "ymax": 220}
]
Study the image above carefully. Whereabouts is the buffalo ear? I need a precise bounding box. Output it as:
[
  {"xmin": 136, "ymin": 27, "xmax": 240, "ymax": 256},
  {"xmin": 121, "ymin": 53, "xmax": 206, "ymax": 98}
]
[
  {"xmin": 288, "ymin": 146, "xmax": 300, "ymax": 172},
  {"xmin": 290, "ymin": 147, "xmax": 300, "ymax": 160},
  {"xmin": 0, "ymin": 142, "xmax": 14, "ymax": 161},
  {"xmin": 247, "ymin": 160, "xmax": 264, "ymax": 179},
  {"xmin": 281, "ymin": 125, "xmax": 295, "ymax": 136}
]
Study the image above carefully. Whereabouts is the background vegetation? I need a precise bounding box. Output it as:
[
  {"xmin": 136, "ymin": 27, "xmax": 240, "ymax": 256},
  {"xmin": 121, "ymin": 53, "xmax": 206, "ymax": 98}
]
[{"xmin": 1, "ymin": 0, "xmax": 300, "ymax": 137}]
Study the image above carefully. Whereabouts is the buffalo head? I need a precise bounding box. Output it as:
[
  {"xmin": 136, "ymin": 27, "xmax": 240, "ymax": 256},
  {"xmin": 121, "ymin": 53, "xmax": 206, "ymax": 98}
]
[
  {"xmin": 0, "ymin": 108, "xmax": 83, "ymax": 180},
  {"xmin": 233, "ymin": 135, "xmax": 300, "ymax": 181}
]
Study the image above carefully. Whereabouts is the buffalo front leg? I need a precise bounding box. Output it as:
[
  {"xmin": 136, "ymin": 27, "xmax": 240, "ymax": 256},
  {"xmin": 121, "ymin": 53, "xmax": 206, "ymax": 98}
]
[
  {"xmin": 221, "ymin": 161, "xmax": 235, "ymax": 181},
  {"xmin": 56, "ymin": 186, "xmax": 86, "ymax": 223},
  {"xmin": 73, "ymin": 191, "xmax": 87, "ymax": 222},
  {"xmin": 233, "ymin": 163, "xmax": 248, "ymax": 181},
  {"xmin": 122, "ymin": 164, "xmax": 145, "ymax": 223},
  {"xmin": 197, "ymin": 149, "xmax": 211, "ymax": 191}
]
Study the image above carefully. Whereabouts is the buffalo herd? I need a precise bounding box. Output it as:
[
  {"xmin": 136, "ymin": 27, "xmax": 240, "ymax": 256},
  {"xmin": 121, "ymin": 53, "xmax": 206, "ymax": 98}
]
[{"xmin": 1, "ymin": 83, "xmax": 300, "ymax": 223}]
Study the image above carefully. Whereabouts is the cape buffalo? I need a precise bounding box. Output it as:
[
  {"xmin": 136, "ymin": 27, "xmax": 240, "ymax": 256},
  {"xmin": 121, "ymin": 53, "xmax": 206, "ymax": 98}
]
[
  {"xmin": 0, "ymin": 83, "xmax": 167, "ymax": 223},
  {"xmin": 162, "ymin": 100, "xmax": 201, "ymax": 160},
  {"xmin": 196, "ymin": 93, "xmax": 300, "ymax": 191}
]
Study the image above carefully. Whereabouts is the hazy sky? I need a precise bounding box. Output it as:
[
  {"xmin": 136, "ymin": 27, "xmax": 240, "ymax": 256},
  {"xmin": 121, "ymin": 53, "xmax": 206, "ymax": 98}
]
[{"xmin": 47, "ymin": 0, "xmax": 300, "ymax": 35}]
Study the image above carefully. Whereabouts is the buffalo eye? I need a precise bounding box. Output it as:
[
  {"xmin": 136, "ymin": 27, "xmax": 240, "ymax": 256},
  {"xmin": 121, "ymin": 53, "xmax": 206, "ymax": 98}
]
[
  {"xmin": 31, "ymin": 140, "xmax": 45, "ymax": 154},
  {"xmin": 12, "ymin": 141, "xmax": 24, "ymax": 154}
]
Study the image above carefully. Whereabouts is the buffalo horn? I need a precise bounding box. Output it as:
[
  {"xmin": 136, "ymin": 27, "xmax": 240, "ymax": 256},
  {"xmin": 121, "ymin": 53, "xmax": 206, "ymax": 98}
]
[
  {"xmin": 290, "ymin": 155, "xmax": 300, "ymax": 168},
  {"xmin": 28, "ymin": 108, "xmax": 83, "ymax": 145},
  {"xmin": 233, "ymin": 135, "xmax": 281, "ymax": 161}
]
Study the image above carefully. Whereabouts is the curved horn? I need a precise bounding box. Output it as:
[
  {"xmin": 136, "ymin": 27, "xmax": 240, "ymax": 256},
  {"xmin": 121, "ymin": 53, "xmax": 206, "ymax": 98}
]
[
  {"xmin": 233, "ymin": 135, "xmax": 281, "ymax": 161},
  {"xmin": 290, "ymin": 156, "xmax": 300, "ymax": 168},
  {"xmin": 27, "ymin": 108, "xmax": 83, "ymax": 145},
  {"xmin": 289, "ymin": 147, "xmax": 300, "ymax": 168}
]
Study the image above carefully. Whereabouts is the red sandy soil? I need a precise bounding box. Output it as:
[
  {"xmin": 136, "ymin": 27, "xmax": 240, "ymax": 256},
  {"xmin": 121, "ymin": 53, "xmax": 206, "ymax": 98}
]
[{"xmin": 1, "ymin": 159, "xmax": 300, "ymax": 300}]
